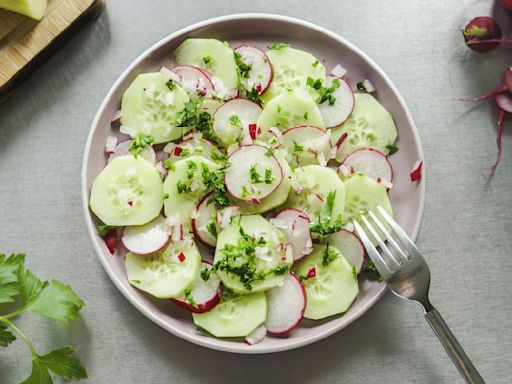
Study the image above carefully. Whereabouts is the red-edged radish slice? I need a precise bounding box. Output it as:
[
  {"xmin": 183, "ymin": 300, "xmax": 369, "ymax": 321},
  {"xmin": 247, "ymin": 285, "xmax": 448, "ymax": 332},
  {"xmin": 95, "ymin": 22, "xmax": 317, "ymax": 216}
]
[
  {"xmin": 108, "ymin": 140, "xmax": 156, "ymax": 164},
  {"xmin": 210, "ymin": 76, "xmax": 238, "ymax": 100},
  {"xmin": 170, "ymin": 65, "xmax": 215, "ymax": 98},
  {"xmin": 168, "ymin": 137, "xmax": 222, "ymax": 163},
  {"xmin": 318, "ymin": 76, "xmax": 355, "ymax": 128},
  {"xmin": 121, "ymin": 216, "xmax": 170, "ymax": 255},
  {"xmin": 265, "ymin": 274, "xmax": 306, "ymax": 334},
  {"xmin": 272, "ymin": 209, "xmax": 313, "ymax": 261},
  {"xmin": 191, "ymin": 193, "xmax": 218, "ymax": 247},
  {"xmin": 339, "ymin": 148, "xmax": 393, "ymax": 184},
  {"xmin": 410, "ymin": 160, "xmax": 423, "ymax": 182},
  {"xmin": 234, "ymin": 45, "xmax": 273, "ymax": 94},
  {"xmin": 225, "ymin": 144, "xmax": 283, "ymax": 202},
  {"xmin": 281, "ymin": 125, "xmax": 332, "ymax": 167},
  {"xmin": 244, "ymin": 325, "xmax": 267, "ymax": 345},
  {"xmin": 171, "ymin": 261, "xmax": 221, "ymax": 313},
  {"xmin": 213, "ymin": 98, "xmax": 262, "ymax": 145},
  {"xmin": 323, "ymin": 229, "xmax": 365, "ymax": 273},
  {"xmin": 495, "ymin": 93, "xmax": 512, "ymax": 113}
]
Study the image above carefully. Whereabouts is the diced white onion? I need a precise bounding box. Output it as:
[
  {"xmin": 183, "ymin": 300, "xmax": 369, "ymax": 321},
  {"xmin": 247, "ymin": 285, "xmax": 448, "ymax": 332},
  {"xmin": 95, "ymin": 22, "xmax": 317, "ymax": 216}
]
[
  {"xmin": 363, "ymin": 79, "xmax": 376, "ymax": 93},
  {"xmin": 105, "ymin": 136, "xmax": 118, "ymax": 154},
  {"xmin": 269, "ymin": 218, "xmax": 288, "ymax": 229},
  {"xmin": 331, "ymin": 64, "xmax": 347, "ymax": 78},
  {"xmin": 160, "ymin": 66, "xmax": 181, "ymax": 82},
  {"xmin": 163, "ymin": 142, "xmax": 176, "ymax": 154},
  {"xmin": 111, "ymin": 110, "xmax": 122, "ymax": 123},
  {"xmin": 338, "ymin": 164, "xmax": 351, "ymax": 178},
  {"xmin": 317, "ymin": 152, "xmax": 327, "ymax": 166},
  {"xmin": 165, "ymin": 214, "xmax": 180, "ymax": 227}
]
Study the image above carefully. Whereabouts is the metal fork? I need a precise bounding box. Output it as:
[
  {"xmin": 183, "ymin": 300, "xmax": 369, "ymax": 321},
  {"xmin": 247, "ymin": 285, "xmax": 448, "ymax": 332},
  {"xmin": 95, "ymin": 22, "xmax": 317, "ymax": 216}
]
[{"xmin": 353, "ymin": 206, "xmax": 484, "ymax": 384}]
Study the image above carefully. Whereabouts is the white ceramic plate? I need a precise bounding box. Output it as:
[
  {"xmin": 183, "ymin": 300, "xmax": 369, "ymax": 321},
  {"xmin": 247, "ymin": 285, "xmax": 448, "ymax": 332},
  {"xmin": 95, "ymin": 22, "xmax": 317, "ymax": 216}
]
[{"xmin": 82, "ymin": 14, "xmax": 425, "ymax": 354}]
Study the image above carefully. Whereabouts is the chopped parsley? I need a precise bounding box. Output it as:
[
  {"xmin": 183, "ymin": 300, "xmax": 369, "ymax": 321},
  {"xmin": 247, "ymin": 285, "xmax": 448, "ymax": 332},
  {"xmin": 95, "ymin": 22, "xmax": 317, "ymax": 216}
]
[
  {"xmin": 306, "ymin": 77, "xmax": 340, "ymax": 105},
  {"xmin": 206, "ymin": 221, "xmax": 218, "ymax": 239},
  {"xmin": 165, "ymin": 159, "xmax": 176, "ymax": 172},
  {"xmin": 210, "ymin": 150, "xmax": 228, "ymax": 162},
  {"xmin": 163, "ymin": 193, "xmax": 169, "ymax": 199},
  {"xmin": 201, "ymin": 163, "xmax": 230, "ymax": 210},
  {"xmin": 264, "ymin": 147, "xmax": 274, "ymax": 157},
  {"xmin": 229, "ymin": 115, "xmax": 243, "ymax": 129},
  {"xmin": 184, "ymin": 289, "xmax": 197, "ymax": 306},
  {"xmin": 165, "ymin": 79, "xmax": 176, "ymax": 91},
  {"xmin": 362, "ymin": 261, "xmax": 383, "ymax": 282},
  {"xmin": 177, "ymin": 180, "xmax": 192, "ymax": 194},
  {"xmin": 268, "ymin": 42, "xmax": 291, "ymax": 51},
  {"xmin": 180, "ymin": 148, "xmax": 191, "ymax": 157},
  {"xmin": 129, "ymin": 132, "xmax": 155, "ymax": 157},
  {"xmin": 264, "ymin": 168, "xmax": 274, "ymax": 184},
  {"xmin": 202, "ymin": 55, "xmax": 213, "ymax": 65},
  {"xmin": 234, "ymin": 51, "xmax": 252, "ymax": 79},
  {"xmin": 97, "ymin": 224, "xmax": 113, "ymax": 237},
  {"xmin": 356, "ymin": 81, "xmax": 367, "ymax": 92},
  {"xmin": 309, "ymin": 191, "xmax": 345, "ymax": 238},
  {"xmin": 176, "ymin": 100, "xmax": 217, "ymax": 142},
  {"xmin": 241, "ymin": 185, "xmax": 250, "ymax": 199},
  {"xmin": 303, "ymin": 111, "xmax": 309, "ymax": 120},
  {"xmin": 312, "ymin": 60, "xmax": 319, "ymax": 68},
  {"xmin": 292, "ymin": 140, "xmax": 304, "ymax": 156},
  {"xmin": 186, "ymin": 160, "xmax": 197, "ymax": 179},
  {"xmin": 242, "ymin": 84, "xmax": 262, "ymax": 104},
  {"xmin": 322, "ymin": 243, "xmax": 339, "ymax": 267},
  {"xmin": 200, "ymin": 267, "xmax": 212, "ymax": 281},
  {"xmin": 385, "ymin": 142, "xmax": 399, "ymax": 155}
]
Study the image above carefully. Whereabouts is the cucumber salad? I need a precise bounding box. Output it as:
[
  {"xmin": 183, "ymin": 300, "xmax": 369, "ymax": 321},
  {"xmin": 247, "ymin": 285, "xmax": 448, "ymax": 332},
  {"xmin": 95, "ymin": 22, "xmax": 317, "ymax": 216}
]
[{"xmin": 89, "ymin": 39, "xmax": 399, "ymax": 344}]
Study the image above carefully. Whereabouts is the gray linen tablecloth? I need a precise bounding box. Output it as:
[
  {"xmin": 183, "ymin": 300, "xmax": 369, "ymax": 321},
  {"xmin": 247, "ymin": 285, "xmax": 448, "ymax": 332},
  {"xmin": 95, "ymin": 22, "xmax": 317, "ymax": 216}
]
[{"xmin": 1, "ymin": 0, "xmax": 511, "ymax": 383}]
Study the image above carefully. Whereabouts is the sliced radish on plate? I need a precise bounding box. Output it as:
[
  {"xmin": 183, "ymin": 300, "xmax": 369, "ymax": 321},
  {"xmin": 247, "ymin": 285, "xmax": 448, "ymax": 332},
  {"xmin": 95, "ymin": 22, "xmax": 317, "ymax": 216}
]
[
  {"xmin": 172, "ymin": 261, "xmax": 221, "ymax": 313},
  {"xmin": 213, "ymin": 98, "xmax": 262, "ymax": 145},
  {"xmin": 170, "ymin": 65, "xmax": 215, "ymax": 98},
  {"xmin": 339, "ymin": 148, "xmax": 393, "ymax": 184},
  {"xmin": 318, "ymin": 76, "xmax": 354, "ymax": 128},
  {"xmin": 244, "ymin": 325, "xmax": 267, "ymax": 345},
  {"xmin": 265, "ymin": 274, "xmax": 306, "ymax": 334},
  {"xmin": 168, "ymin": 137, "xmax": 222, "ymax": 163},
  {"xmin": 272, "ymin": 209, "xmax": 313, "ymax": 260},
  {"xmin": 225, "ymin": 144, "xmax": 283, "ymax": 202},
  {"xmin": 281, "ymin": 125, "xmax": 331, "ymax": 167},
  {"xmin": 234, "ymin": 45, "xmax": 273, "ymax": 94},
  {"xmin": 322, "ymin": 229, "xmax": 365, "ymax": 273},
  {"xmin": 108, "ymin": 140, "xmax": 156, "ymax": 164},
  {"xmin": 191, "ymin": 192, "xmax": 219, "ymax": 247},
  {"xmin": 121, "ymin": 215, "xmax": 170, "ymax": 255}
]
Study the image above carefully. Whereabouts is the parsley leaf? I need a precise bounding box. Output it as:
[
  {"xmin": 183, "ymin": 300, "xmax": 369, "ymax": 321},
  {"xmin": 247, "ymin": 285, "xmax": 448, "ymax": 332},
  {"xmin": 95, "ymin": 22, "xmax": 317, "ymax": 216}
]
[
  {"xmin": 21, "ymin": 347, "xmax": 87, "ymax": 383},
  {"xmin": 202, "ymin": 55, "xmax": 213, "ymax": 65},
  {"xmin": 264, "ymin": 168, "xmax": 274, "ymax": 184},
  {"xmin": 268, "ymin": 42, "xmax": 291, "ymax": 51},
  {"xmin": 0, "ymin": 253, "xmax": 25, "ymax": 304},
  {"xmin": 201, "ymin": 163, "xmax": 230, "ymax": 210},
  {"xmin": 249, "ymin": 165, "xmax": 263, "ymax": 184},
  {"xmin": 0, "ymin": 322, "xmax": 16, "ymax": 347},
  {"xmin": 206, "ymin": 221, "xmax": 218, "ymax": 239},
  {"xmin": 322, "ymin": 243, "xmax": 339, "ymax": 267},
  {"xmin": 229, "ymin": 115, "xmax": 243, "ymax": 129},
  {"xmin": 96, "ymin": 224, "xmax": 113, "ymax": 237},
  {"xmin": 385, "ymin": 142, "xmax": 399, "ymax": 155},
  {"xmin": 306, "ymin": 77, "xmax": 339, "ymax": 105},
  {"xmin": 241, "ymin": 84, "xmax": 262, "ymax": 104},
  {"xmin": 292, "ymin": 141, "xmax": 304, "ymax": 156},
  {"xmin": 234, "ymin": 51, "xmax": 252, "ymax": 79},
  {"xmin": 129, "ymin": 132, "xmax": 155, "ymax": 157},
  {"xmin": 309, "ymin": 191, "xmax": 345, "ymax": 238},
  {"xmin": 177, "ymin": 180, "xmax": 192, "ymax": 194},
  {"xmin": 362, "ymin": 260, "xmax": 383, "ymax": 282},
  {"xmin": 356, "ymin": 81, "xmax": 367, "ymax": 92},
  {"xmin": 165, "ymin": 79, "xmax": 176, "ymax": 91}
]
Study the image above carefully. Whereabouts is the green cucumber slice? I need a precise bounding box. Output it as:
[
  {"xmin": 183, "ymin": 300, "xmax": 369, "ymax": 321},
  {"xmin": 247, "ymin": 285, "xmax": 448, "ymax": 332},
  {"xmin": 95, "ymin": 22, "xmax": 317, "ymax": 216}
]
[
  {"xmin": 285, "ymin": 165, "xmax": 345, "ymax": 225},
  {"xmin": 331, "ymin": 93, "xmax": 398, "ymax": 162},
  {"xmin": 125, "ymin": 238, "xmax": 201, "ymax": 299},
  {"xmin": 235, "ymin": 148, "xmax": 292, "ymax": 214},
  {"xmin": 292, "ymin": 244, "xmax": 358, "ymax": 320},
  {"xmin": 89, "ymin": 155, "xmax": 164, "ymax": 226},
  {"xmin": 344, "ymin": 173, "xmax": 393, "ymax": 245},
  {"xmin": 262, "ymin": 47, "xmax": 326, "ymax": 102},
  {"xmin": 174, "ymin": 39, "xmax": 239, "ymax": 97},
  {"xmin": 214, "ymin": 215, "xmax": 292, "ymax": 294},
  {"xmin": 257, "ymin": 90, "xmax": 325, "ymax": 138},
  {"xmin": 192, "ymin": 292, "xmax": 267, "ymax": 337},
  {"xmin": 120, "ymin": 72, "xmax": 189, "ymax": 144},
  {"xmin": 163, "ymin": 156, "xmax": 219, "ymax": 230}
]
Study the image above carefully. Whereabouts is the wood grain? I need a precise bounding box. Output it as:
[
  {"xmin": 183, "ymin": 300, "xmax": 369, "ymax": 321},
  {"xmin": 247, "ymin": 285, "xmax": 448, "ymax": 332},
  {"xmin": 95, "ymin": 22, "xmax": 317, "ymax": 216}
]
[{"xmin": 0, "ymin": 0, "xmax": 104, "ymax": 101}]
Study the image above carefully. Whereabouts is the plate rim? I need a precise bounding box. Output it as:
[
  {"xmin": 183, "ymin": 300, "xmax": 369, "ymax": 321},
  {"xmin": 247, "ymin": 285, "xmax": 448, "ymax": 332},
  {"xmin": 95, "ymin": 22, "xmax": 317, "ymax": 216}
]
[{"xmin": 81, "ymin": 13, "xmax": 426, "ymax": 354}]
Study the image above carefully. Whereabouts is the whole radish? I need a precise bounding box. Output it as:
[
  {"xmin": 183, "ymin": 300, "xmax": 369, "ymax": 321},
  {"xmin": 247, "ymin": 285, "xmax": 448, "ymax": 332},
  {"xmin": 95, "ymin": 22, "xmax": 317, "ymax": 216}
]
[
  {"xmin": 462, "ymin": 16, "xmax": 502, "ymax": 52},
  {"xmin": 502, "ymin": 0, "xmax": 512, "ymax": 11}
]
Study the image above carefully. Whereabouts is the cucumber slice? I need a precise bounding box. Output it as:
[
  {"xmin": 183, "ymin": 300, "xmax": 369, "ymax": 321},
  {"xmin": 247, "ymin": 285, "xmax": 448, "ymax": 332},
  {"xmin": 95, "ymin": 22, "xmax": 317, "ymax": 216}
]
[
  {"xmin": 125, "ymin": 238, "xmax": 201, "ymax": 299},
  {"xmin": 192, "ymin": 292, "xmax": 267, "ymax": 337},
  {"xmin": 344, "ymin": 173, "xmax": 393, "ymax": 245},
  {"xmin": 235, "ymin": 148, "xmax": 292, "ymax": 214},
  {"xmin": 163, "ymin": 156, "xmax": 219, "ymax": 230},
  {"xmin": 285, "ymin": 165, "xmax": 345, "ymax": 225},
  {"xmin": 262, "ymin": 47, "xmax": 326, "ymax": 102},
  {"xmin": 0, "ymin": 0, "xmax": 47, "ymax": 20},
  {"xmin": 174, "ymin": 39, "xmax": 239, "ymax": 98},
  {"xmin": 292, "ymin": 244, "xmax": 359, "ymax": 320},
  {"xmin": 89, "ymin": 155, "xmax": 164, "ymax": 226},
  {"xmin": 331, "ymin": 94, "xmax": 398, "ymax": 162},
  {"xmin": 120, "ymin": 72, "xmax": 189, "ymax": 144},
  {"xmin": 281, "ymin": 125, "xmax": 331, "ymax": 167},
  {"xmin": 257, "ymin": 90, "xmax": 325, "ymax": 138},
  {"xmin": 214, "ymin": 215, "xmax": 292, "ymax": 294}
]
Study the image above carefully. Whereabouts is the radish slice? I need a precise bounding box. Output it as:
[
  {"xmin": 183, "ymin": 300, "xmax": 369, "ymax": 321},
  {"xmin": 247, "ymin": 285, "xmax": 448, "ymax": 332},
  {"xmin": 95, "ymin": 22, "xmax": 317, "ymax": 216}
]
[
  {"xmin": 225, "ymin": 144, "xmax": 283, "ymax": 202},
  {"xmin": 191, "ymin": 193, "xmax": 219, "ymax": 247},
  {"xmin": 109, "ymin": 140, "xmax": 156, "ymax": 164},
  {"xmin": 410, "ymin": 160, "xmax": 423, "ymax": 182},
  {"xmin": 318, "ymin": 76, "xmax": 355, "ymax": 128},
  {"xmin": 171, "ymin": 261, "xmax": 221, "ymax": 313},
  {"xmin": 273, "ymin": 209, "xmax": 313, "ymax": 260},
  {"xmin": 234, "ymin": 45, "xmax": 273, "ymax": 94},
  {"xmin": 281, "ymin": 125, "xmax": 332, "ymax": 167},
  {"xmin": 121, "ymin": 216, "xmax": 170, "ymax": 255},
  {"xmin": 244, "ymin": 325, "xmax": 267, "ymax": 345},
  {"xmin": 168, "ymin": 137, "xmax": 222, "ymax": 163},
  {"xmin": 495, "ymin": 93, "xmax": 512, "ymax": 113},
  {"xmin": 170, "ymin": 65, "xmax": 215, "ymax": 98},
  {"xmin": 213, "ymin": 98, "xmax": 262, "ymax": 145},
  {"xmin": 323, "ymin": 229, "xmax": 365, "ymax": 273},
  {"xmin": 265, "ymin": 274, "xmax": 306, "ymax": 334},
  {"xmin": 339, "ymin": 148, "xmax": 393, "ymax": 184}
]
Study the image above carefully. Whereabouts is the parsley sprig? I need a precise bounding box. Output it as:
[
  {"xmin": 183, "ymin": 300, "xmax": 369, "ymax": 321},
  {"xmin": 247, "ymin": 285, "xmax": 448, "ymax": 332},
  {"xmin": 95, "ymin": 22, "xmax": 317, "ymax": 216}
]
[
  {"xmin": 0, "ymin": 253, "xmax": 86, "ymax": 383},
  {"xmin": 129, "ymin": 132, "xmax": 155, "ymax": 157},
  {"xmin": 309, "ymin": 191, "xmax": 345, "ymax": 238},
  {"xmin": 306, "ymin": 77, "xmax": 340, "ymax": 105}
]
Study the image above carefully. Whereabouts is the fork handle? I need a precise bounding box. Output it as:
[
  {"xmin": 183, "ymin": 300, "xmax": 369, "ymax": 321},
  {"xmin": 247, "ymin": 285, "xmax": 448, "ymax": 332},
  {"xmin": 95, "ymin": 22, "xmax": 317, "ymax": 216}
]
[{"xmin": 425, "ymin": 308, "xmax": 485, "ymax": 384}]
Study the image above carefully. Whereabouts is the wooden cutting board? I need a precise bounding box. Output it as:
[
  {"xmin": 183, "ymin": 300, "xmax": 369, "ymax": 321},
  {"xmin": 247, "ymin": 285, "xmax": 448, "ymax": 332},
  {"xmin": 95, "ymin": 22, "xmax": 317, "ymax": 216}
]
[{"xmin": 0, "ymin": 0, "xmax": 104, "ymax": 102}]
